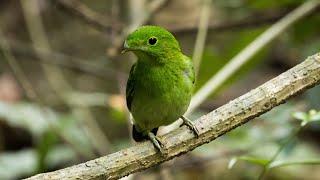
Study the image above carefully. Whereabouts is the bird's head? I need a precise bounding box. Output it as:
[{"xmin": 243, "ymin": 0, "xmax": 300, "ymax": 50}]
[{"xmin": 122, "ymin": 26, "xmax": 181, "ymax": 62}]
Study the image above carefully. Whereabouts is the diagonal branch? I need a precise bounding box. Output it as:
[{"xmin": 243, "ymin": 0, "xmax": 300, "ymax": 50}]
[
  {"xmin": 168, "ymin": 6, "xmax": 320, "ymax": 34},
  {"xmin": 20, "ymin": 0, "xmax": 112, "ymax": 155},
  {"xmin": 27, "ymin": 53, "xmax": 320, "ymax": 180},
  {"xmin": 6, "ymin": 38, "xmax": 125, "ymax": 80},
  {"xmin": 56, "ymin": 0, "xmax": 121, "ymax": 32},
  {"xmin": 187, "ymin": 0, "xmax": 320, "ymax": 114},
  {"xmin": 192, "ymin": 0, "xmax": 212, "ymax": 76},
  {"xmin": 107, "ymin": 0, "xmax": 170, "ymax": 57}
]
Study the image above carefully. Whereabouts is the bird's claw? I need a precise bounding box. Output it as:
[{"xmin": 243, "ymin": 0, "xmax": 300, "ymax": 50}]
[
  {"xmin": 148, "ymin": 132, "xmax": 167, "ymax": 156},
  {"xmin": 181, "ymin": 116, "xmax": 200, "ymax": 137}
]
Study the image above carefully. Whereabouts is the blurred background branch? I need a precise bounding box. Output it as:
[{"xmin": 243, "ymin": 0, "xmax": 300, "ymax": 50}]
[
  {"xmin": 187, "ymin": 0, "xmax": 320, "ymax": 114},
  {"xmin": 5, "ymin": 38, "xmax": 124, "ymax": 80},
  {"xmin": 107, "ymin": 0, "xmax": 170, "ymax": 57},
  {"xmin": 20, "ymin": 0, "xmax": 112, "ymax": 155},
  {"xmin": 0, "ymin": 25, "xmax": 92, "ymax": 161},
  {"xmin": 56, "ymin": 0, "xmax": 121, "ymax": 33},
  {"xmin": 192, "ymin": 0, "xmax": 212, "ymax": 76}
]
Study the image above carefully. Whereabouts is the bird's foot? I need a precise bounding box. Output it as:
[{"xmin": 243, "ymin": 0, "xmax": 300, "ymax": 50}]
[
  {"xmin": 148, "ymin": 132, "xmax": 167, "ymax": 155},
  {"xmin": 181, "ymin": 115, "xmax": 200, "ymax": 137}
]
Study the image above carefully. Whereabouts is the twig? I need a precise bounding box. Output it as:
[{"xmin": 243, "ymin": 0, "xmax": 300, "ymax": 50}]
[
  {"xmin": 6, "ymin": 38, "xmax": 126, "ymax": 80},
  {"xmin": 0, "ymin": 26, "xmax": 90, "ymax": 160},
  {"xmin": 20, "ymin": 0, "xmax": 112, "ymax": 155},
  {"xmin": 56, "ymin": 0, "xmax": 122, "ymax": 32},
  {"xmin": 26, "ymin": 53, "xmax": 320, "ymax": 180},
  {"xmin": 186, "ymin": 0, "xmax": 320, "ymax": 115},
  {"xmin": 0, "ymin": 29, "xmax": 37, "ymax": 100},
  {"xmin": 107, "ymin": 0, "xmax": 169, "ymax": 57},
  {"xmin": 269, "ymin": 159, "xmax": 320, "ymax": 169},
  {"xmin": 257, "ymin": 125, "xmax": 304, "ymax": 179},
  {"xmin": 168, "ymin": 10, "xmax": 282, "ymax": 33},
  {"xmin": 130, "ymin": 0, "xmax": 170, "ymax": 30},
  {"xmin": 192, "ymin": 0, "xmax": 212, "ymax": 76},
  {"xmin": 126, "ymin": 0, "xmax": 171, "ymax": 33},
  {"xmin": 168, "ymin": 6, "xmax": 320, "ymax": 33}
]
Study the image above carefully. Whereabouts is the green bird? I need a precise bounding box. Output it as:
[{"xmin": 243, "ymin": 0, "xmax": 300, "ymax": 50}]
[{"xmin": 123, "ymin": 26, "xmax": 199, "ymax": 153}]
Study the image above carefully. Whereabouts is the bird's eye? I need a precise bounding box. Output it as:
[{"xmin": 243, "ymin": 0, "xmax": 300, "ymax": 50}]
[{"xmin": 148, "ymin": 37, "xmax": 157, "ymax": 45}]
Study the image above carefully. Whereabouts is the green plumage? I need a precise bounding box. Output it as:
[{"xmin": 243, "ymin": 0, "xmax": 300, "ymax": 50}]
[{"xmin": 123, "ymin": 26, "xmax": 196, "ymax": 150}]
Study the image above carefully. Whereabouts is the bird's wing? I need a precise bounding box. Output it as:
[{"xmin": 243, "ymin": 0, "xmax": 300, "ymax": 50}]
[
  {"xmin": 185, "ymin": 55, "xmax": 195, "ymax": 85},
  {"xmin": 126, "ymin": 63, "xmax": 136, "ymax": 111}
]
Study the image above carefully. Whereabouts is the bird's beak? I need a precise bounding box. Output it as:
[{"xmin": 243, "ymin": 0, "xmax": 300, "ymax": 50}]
[{"xmin": 121, "ymin": 40, "xmax": 130, "ymax": 54}]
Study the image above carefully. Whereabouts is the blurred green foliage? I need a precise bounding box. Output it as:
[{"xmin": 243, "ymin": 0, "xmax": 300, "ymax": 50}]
[{"xmin": 228, "ymin": 109, "xmax": 320, "ymax": 179}]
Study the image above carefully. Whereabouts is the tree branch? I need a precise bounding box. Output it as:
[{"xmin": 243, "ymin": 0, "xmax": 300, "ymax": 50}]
[
  {"xmin": 192, "ymin": 0, "xmax": 212, "ymax": 76},
  {"xmin": 6, "ymin": 38, "xmax": 126, "ymax": 80},
  {"xmin": 26, "ymin": 53, "xmax": 320, "ymax": 179},
  {"xmin": 187, "ymin": 0, "xmax": 319, "ymax": 114},
  {"xmin": 20, "ymin": 0, "xmax": 112, "ymax": 155},
  {"xmin": 168, "ymin": 6, "xmax": 320, "ymax": 34},
  {"xmin": 107, "ymin": 0, "xmax": 169, "ymax": 57},
  {"xmin": 56, "ymin": 0, "xmax": 121, "ymax": 32}
]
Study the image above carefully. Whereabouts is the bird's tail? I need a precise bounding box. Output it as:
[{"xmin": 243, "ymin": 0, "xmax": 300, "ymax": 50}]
[{"xmin": 132, "ymin": 125, "xmax": 158, "ymax": 142}]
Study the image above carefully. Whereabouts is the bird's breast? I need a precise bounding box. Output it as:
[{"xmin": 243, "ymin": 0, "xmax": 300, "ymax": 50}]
[
  {"xmin": 136, "ymin": 65, "xmax": 190, "ymax": 97},
  {"xmin": 131, "ymin": 63, "xmax": 193, "ymax": 128}
]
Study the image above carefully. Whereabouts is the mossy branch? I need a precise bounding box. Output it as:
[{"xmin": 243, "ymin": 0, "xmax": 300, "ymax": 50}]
[{"xmin": 26, "ymin": 53, "xmax": 320, "ymax": 180}]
